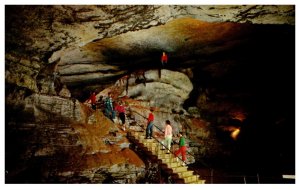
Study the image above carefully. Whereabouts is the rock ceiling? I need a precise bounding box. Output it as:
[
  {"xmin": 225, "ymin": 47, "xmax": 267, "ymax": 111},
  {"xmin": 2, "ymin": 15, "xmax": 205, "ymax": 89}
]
[
  {"xmin": 5, "ymin": 5, "xmax": 295, "ymax": 93},
  {"xmin": 54, "ymin": 18, "xmax": 253, "ymax": 86}
]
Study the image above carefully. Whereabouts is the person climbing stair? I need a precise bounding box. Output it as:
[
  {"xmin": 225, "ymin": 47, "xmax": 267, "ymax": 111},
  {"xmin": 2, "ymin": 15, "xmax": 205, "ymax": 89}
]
[
  {"xmin": 163, "ymin": 120, "xmax": 173, "ymax": 153},
  {"xmin": 145, "ymin": 108, "xmax": 154, "ymax": 139},
  {"xmin": 175, "ymin": 133, "xmax": 187, "ymax": 166},
  {"xmin": 115, "ymin": 101, "xmax": 127, "ymax": 131}
]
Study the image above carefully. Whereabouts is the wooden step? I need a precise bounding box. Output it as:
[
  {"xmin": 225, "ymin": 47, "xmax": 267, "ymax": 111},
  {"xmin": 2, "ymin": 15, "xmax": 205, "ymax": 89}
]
[
  {"xmin": 182, "ymin": 175, "xmax": 198, "ymax": 183},
  {"xmin": 166, "ymin": 162, "xmax": 181, "ymax": 168},
  {"xmin": 147, "ymin": 146, "xmax": 159, "ymax": 154},
  {"xmin": 172, "ymin": 166, "xmax": 188, "ymax": 173},
  {"xmin": 143, "ymin": 141, "xmax": 157, "ymax": 147},
  {"xmin": 158, "ymin": 153, "xmax": 173, "ymax": 159},
  {"xmin": 157, "ymin": 150, "xmax": 175, "ymax": 158},
  {"xmin": 145, "ymin": 143, "xmax": 157, "ymax": 149},
  {"xmin": 156, "ymin": 149, "xmax": 170, "ymax": 155},
  {"xmin": 160, "ymin": 157, "xmax": 177, "ymax": 163},
  {"xmin": 177, "ymin": 170, "xmax": 194, "ymax": 178},
  {"xmin": 157, "ymin": 149, "xmax": 171, "ymax": 154},
  {"xmin": 147, "ymin": 146, "xmax": 159, "ymax": 153},
  {"xmin": 151, "ymin": 147, "xmax": 168, "ymax": 155}
]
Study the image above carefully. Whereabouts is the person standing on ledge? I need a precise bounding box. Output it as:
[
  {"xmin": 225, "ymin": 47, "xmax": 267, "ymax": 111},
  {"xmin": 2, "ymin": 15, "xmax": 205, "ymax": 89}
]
[
  {"xmin": 89, "ymin": 91, "xmax": 97, "ymax": 110},
  {"xmin": 161, "ymin": 51, "xmax": 168, "ymax": 67},
  {"xmin": 159, "ymin": 51, "xmax": 168, "ymax": 78}
]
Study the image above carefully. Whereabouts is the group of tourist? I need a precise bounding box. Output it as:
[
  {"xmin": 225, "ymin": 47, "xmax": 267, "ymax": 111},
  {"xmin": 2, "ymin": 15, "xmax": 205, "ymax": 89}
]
[
  {"xmin": 86, "ymin": 51, "xmax": 186, "ymax": 164},
  {"xmin": 87, "ymin": 91, "xmax": 127, "ymax": 131},
  {"xmin": 145, "ymin": 109, "xmax": 187, "ymax": 166},
  {"xmin": 87, "ymin": 91, "xmax": 187, "ymax": 165}
]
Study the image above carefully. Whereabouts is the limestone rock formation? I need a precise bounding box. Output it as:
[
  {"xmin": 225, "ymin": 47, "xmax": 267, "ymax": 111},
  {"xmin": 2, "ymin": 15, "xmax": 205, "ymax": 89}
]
[
  {"xmin": 6, "ymin": 95, "xmax": 145, "ymax": 183},
  {"xmin": 59, "ymin": 84, "xmax": 72, "ymax": 98},
  {"xmin": 123, "ymin": 69, "xmax": 193, "ymax": 111},
  {"xmin": 5, "ymin": 5, "xmax": 294, "ymax": 94},
  {"xmin": 23, "ymin": 94, "xmax": 85, "ymax": 123}
]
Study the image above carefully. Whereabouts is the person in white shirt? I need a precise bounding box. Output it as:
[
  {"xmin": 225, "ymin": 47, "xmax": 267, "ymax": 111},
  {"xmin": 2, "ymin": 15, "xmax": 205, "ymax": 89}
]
[{"xmin": 163, "ymin": 120, "xmax": 173, "ymax": 153}]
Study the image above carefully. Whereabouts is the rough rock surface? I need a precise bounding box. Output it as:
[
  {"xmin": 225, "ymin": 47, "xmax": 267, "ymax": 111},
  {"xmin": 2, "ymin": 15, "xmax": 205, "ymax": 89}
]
[
  {"xmin": 54, "ymin": 17, "xmax": 254, "ymax": 91},
  {"xmin": 5, "ymin": 5, "xmax": 294, "ymax": 93},
  {"xmin": 123, "ymin": 69, "xmax": 193, "ymax": 110},
  {"xmin": 6, "ymin": 93, "xmax": 145, "ymax": 183},
  {"xmin": 23, "ymin": 94, "xmax": 85, "ymax": 123}
]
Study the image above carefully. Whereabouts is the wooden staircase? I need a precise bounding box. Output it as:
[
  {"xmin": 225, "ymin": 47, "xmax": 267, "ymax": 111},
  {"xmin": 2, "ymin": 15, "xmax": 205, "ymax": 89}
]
[{"xmin": 128, "ymin": 131, "xmax": 205, "ymax": 184}]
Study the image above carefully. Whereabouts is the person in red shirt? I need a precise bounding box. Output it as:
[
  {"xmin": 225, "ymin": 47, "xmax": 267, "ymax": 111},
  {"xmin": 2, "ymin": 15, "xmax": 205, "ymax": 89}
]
[
  {"xmin": 115, "ymin": 101, "xmax": 126, "ymax": 131},
  {"xmin": 159, "ymin": 52, "xmax": 168, "ymax": 78},
  {"xmin": 145, "ymin": 108, "xmax": 154, "ymax": 139},
  {"xmin": 161, "ymin": 52, "xmax": 168, "ymax": 66},
  {"xmin": 89, "ymin": 92, "xmax": 96, "ymax": 110}
]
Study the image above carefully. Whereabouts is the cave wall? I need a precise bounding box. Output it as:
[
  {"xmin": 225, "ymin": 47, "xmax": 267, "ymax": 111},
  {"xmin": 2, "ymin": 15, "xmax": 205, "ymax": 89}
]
[{"xmin": 5, "ymin": 94, "xmax": 146, "ymax": 183}]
